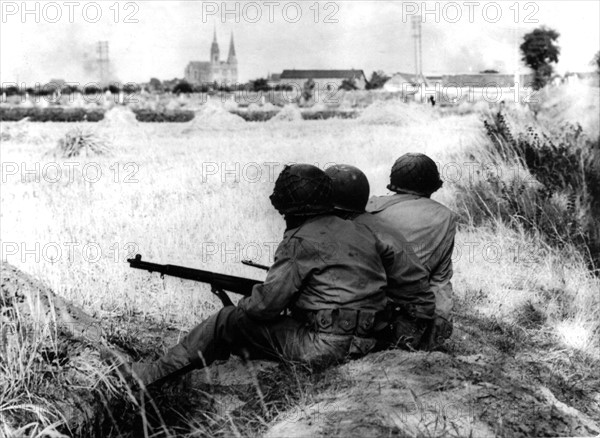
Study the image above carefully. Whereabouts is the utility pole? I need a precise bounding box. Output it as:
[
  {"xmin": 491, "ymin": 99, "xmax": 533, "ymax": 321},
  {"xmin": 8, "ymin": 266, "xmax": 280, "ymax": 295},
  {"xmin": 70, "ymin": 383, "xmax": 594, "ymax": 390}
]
[
  {"xmin": 411, "ymin": 15, "xmax": 424, "ymax": 83},
  {"xmin": 96, "ymin": 41, "xmax": 109, "ymax": 85}
]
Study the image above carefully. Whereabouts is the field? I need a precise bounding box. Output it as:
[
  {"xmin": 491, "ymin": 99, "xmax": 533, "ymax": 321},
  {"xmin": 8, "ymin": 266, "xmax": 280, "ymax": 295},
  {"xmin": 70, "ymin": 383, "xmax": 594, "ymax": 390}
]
[{"xmin": 1, "ymin": 85, "xmax": 599, "ymax": 437}]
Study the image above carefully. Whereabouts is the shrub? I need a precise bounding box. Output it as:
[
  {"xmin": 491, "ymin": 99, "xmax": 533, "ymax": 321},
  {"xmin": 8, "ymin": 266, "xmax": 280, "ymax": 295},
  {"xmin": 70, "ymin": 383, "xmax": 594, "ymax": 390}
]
[
  {"xmin": 456, "ymin": 111, "xmax": 600, "ymax": 271},
  {"xmin": 302, "ymin": 110, "xmax": 358, "ymax": 120},
  {"xmin": 0, "ymin": 107, "xmax": 105, "ymax": 122},
  {"xmin": 133, "ymin": 109, "xmax": 194, "ymax": 123},
  {"xmin": 230, "ymin": 109, "xmax": 279, "ymax": 122}
]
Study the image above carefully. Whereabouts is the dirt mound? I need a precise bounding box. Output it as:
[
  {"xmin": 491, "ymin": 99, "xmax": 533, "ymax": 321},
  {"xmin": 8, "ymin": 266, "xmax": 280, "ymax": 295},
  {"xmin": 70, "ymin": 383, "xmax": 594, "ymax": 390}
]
[
  {"xmin": 1, "ymin": 263, "xmax": 128, "ymax": 435},
  {"xmin": 184, "ymin": 101, "xmax": 246, "ymax": 132},
  {"xmin": 264, "ymin": 348, "xmax": 599, "ymax": 438},
  {"xmin": 99, "ymin": 106, "xmax": 139, "ymax": 128},
  {"xmin": 268, "ymin": 104, "xmax": 303, "ymax": 122},
  {"xmin": 358, "ymin": 100, "xmax": 437, "ymax": 125}
]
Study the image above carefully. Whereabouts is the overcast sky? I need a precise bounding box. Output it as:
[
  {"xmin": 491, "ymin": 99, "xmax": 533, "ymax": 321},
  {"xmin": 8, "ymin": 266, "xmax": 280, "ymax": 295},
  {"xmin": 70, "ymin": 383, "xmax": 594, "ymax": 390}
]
[{"xmin": 1, "ymin": 1, "xmax": 598, "ymax": 85}]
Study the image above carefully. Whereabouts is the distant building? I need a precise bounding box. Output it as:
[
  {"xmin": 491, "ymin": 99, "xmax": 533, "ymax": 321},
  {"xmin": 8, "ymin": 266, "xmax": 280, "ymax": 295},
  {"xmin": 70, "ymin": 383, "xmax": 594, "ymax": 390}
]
[
  {"xmin": 279, "ymin": 70, "xmax": 368, "ymax": 91},
  {"xmin": 267, "ymin": 73, "xmax": 282, "ymax": 88},
  {"xmin": 431, "ymin": 73, "xmax": 534, "ymax": 88},
  {"xmin": 383, "ymin": 72, "xmax": 419, "ymax": 92},
  {"xmin": 185, "ymin": 29, "xmax": 238, "ymax": 86}
]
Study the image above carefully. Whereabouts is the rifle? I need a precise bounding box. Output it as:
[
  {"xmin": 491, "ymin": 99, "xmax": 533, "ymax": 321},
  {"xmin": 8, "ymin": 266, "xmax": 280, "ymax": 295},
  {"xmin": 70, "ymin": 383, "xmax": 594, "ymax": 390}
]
[
  {"xmin": 127, "ymin": 254, "xmax": 263, "ymax": 307},
  {"xmin": 241, "ymin": 259, "xmax": 270, "ymax": 271}
]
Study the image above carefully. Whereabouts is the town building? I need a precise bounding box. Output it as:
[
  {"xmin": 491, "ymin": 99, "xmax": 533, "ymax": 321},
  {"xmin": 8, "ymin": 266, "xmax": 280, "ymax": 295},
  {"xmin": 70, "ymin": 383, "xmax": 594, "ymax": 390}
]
[
  {"xmin": 279, "ymin": 70, "xmax": 368, "ymax": 91},
  {"xmin": 185, "ymin": 29, "xmax": 238, "ymax": 86}
]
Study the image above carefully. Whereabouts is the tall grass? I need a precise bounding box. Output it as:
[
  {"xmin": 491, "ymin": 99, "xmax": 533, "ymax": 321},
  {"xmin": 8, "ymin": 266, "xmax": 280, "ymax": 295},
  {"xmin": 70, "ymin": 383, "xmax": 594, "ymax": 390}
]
[
  {"xmin": 449, "ymin": 99, "xmax": 600, "ymax": 359},
  {"xmin": 457, "ymin": 110, "xmax": 600, "ymax": 271},
  {"xmin": 2, "ymin": 90, "xmax": 599, "ymax": 435}
]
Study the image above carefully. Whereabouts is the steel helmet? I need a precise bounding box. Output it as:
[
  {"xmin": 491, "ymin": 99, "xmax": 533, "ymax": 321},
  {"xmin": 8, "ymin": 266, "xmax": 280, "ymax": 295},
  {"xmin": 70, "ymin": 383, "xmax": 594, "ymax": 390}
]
[
  {"xmin": 324, "ymin": 164, "xmax": 370, "ymax": 212},
  {"xmin": 388, "ymin": 153, "xmax": 443, "ymax": 196},
  {"xmin": 270, "ymin": 164, "xmax": 333, "ymax": 216}
]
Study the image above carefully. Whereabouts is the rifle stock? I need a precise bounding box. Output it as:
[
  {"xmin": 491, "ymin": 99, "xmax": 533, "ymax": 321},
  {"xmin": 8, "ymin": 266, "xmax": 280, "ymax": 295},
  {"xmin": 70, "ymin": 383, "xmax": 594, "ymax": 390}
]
[{"xmin": 127, "ymin": 254, "xmax": 262, "ymax": 307}]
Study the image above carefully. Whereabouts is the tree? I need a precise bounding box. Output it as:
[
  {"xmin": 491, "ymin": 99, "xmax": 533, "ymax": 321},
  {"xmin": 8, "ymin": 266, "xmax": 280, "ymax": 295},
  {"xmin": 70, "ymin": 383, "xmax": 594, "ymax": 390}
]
[
  {"xmin": 339, "ymin": 78, "xmax": 358, "ymax": 91},
  {"xmin": 173, "ymin": 81, "xmax": 193, "ymax": 94},
  {"xmin": 251, "ymin": 78, "xmax": 271, "ymax": 92},
  {"xmin": 149, "ymin": 78, "xmax": 164, "ymax": 93},
  {"xmin": 366, "ymin": 71, "xmax": 390, "ymax": 90},
  {"xmin": 520, "ymin": 27, "xmax": 560, "ymax": 89},
  {"xmin": 592, "ymin": 51, "xmax": 600, "ymax": 76}
]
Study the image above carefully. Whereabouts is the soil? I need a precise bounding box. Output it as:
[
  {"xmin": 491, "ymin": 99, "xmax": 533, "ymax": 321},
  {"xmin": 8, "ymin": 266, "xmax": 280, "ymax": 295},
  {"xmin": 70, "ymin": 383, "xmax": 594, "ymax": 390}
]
[{"xmin": 2, "ymin": 263, "xmax": 599, "ymax": 437}]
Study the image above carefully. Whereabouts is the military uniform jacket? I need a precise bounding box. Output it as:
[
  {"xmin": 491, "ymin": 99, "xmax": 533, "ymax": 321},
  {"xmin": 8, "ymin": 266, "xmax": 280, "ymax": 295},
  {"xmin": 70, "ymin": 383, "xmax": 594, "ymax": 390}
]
[
  {"xmin": 238, "ymin": 215, "xmax": 398, "ymax": 321},
  {"xmin": 353, "ymin": 212, "xmax": 436, "ymax": 319},
  {"xmin": 367, "ymin": 194, "xmax": 457, "ymax": 318}
]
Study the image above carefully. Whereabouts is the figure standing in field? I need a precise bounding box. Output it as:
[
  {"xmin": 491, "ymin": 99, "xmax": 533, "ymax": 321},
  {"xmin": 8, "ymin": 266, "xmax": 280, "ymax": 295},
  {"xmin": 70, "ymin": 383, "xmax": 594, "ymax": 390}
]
[
  {"xmin": 367, "ymin": 153, "xmax": 457, "ymax": 349},
  {"xmin": 325, "ymin": 164, "xmax": 436, "ymax": 350},
  {"xmin": 123, "ymin": 164, "xmax": 408, "ymax": 386}
]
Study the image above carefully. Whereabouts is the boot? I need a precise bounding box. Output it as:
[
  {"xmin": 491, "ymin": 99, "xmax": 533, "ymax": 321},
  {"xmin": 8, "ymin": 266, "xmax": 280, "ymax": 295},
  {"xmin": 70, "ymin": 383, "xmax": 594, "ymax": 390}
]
[{"xmin": 129, "ymin": 343, "xmax": 196, "ymax": 387}]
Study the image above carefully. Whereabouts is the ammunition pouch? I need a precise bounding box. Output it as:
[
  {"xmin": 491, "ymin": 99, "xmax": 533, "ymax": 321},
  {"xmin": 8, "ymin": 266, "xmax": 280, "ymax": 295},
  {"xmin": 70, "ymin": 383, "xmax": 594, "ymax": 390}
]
[
  {"xmin": 292, "ymin": 308, "xmax": 387, "ymax": 338},
  {"xmin": 382, "ymin": 302, "xmax": 431, "ymax": 350}
]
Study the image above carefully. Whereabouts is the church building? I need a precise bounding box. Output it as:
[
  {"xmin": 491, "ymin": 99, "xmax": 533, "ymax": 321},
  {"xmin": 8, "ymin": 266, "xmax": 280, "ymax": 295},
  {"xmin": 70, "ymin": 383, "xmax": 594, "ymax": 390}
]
[{"xmin": 185, "ymin": 29, "xmax": 238, "ymax": 86}]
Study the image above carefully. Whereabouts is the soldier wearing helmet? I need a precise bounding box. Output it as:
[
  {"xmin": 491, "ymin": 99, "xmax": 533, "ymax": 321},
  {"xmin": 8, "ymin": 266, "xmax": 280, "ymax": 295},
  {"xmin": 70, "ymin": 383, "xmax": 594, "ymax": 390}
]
[
  {"xmin": 122, "ymin": 164, "xmax": 397, "ymax": 386},
  {"xmin": 367, "ymin": 153, "xmax": 457, "ymax": 349},
  {"xmin": 325, "ymin": 164, "xmax": 436, "ymax": 350}
]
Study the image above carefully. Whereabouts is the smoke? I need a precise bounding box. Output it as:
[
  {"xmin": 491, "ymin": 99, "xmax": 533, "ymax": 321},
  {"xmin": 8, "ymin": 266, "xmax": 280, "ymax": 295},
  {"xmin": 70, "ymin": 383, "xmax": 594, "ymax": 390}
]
[{"xmin": 7, "ymin": 22, "xmax": 119, "ymax": 86}]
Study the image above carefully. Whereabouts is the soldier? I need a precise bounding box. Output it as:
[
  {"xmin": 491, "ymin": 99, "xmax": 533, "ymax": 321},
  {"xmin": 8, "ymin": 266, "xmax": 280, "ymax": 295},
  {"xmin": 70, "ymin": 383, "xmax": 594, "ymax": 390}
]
[
  {"xmin": 120, "ymin": 164, "xmax": 401, "ymax": 386},
  {"xmin": 325, "ymin": 164, "xmax": 436, "ymax": 350},
  {"xmin": 366, "ymin": 153, "xmax": 457, "ymax": 349}
]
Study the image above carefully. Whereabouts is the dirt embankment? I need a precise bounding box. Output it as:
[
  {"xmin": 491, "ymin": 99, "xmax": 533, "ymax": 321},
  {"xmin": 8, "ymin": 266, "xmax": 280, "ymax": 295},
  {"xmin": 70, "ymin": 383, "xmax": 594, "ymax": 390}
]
[
  {"xmin": 263, "ymin": 316, "xmax": 600, "ymax": 438},
  {"xmin": 3, "ymin": 263, "xmax": 599, "ymax": 437},
  {"xmin": 1, "ymin": 263, "xmax": 131, "ymax": 436}
]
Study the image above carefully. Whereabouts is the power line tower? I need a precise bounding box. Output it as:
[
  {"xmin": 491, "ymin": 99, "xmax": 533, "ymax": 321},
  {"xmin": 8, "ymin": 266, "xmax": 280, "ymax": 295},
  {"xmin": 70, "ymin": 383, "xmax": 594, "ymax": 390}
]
[
  {"xmin": 96, "ymin": 41, "xmax": 109, "ymax": 85},
  {"xmin": 411, "ymin": 16, "xmax": 425, "ymax": 84}
]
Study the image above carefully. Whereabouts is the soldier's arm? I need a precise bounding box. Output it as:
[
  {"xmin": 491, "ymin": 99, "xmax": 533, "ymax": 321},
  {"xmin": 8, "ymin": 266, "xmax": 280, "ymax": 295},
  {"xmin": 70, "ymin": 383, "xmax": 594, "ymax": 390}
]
[
  {"xmin": 371, "ymin": 226, "xmax": 436, "ymax": 319},
  {"xmin": 237, "ymin": 238, "xmax": 304, "ymax": 320},
  {"xmin": 429, "ymin": 221, "xmax": 457, "ymax": 318}
]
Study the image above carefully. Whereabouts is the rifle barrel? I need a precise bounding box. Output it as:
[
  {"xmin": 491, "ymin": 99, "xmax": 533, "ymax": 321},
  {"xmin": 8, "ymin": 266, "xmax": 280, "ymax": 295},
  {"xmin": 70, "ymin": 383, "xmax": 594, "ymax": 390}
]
[{"xmin": 127, "ymin": 255, "xmax": 261, "ymax": 297}]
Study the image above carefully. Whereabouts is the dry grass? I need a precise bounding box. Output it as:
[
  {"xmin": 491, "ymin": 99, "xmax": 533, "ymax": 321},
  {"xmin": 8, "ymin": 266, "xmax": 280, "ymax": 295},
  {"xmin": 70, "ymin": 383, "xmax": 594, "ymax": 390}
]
[{"xmin": 1, "ymin": 85, "xmax": 599, "ymax": 436}]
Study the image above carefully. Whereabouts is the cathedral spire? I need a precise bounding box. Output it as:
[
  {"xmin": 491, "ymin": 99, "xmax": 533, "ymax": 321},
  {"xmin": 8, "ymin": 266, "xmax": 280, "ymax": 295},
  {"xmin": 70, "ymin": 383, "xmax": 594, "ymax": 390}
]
[
  {"xmin": 227, "ymin": 32, "xmax": 237, "ymax": 64},
  {"xmin": 210, "ymin": 25, "xmax": 220, "ymax": 63}
]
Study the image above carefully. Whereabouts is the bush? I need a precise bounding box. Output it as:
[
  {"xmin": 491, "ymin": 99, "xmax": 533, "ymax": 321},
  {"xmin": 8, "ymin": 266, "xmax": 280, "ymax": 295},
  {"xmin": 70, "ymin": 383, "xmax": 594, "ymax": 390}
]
[
  {"xmin": 455, "ymin": 111, "xmax": 600, "ymax": 271},
  {"xmin": 302, "ymin": 110, "xmax": 358, "ymax": 120},
  {"xmin": 173, "ymin": 82, "xmax": 194, "ymax": 94},
  {"xmin": 133, "ymin": 109, "xmax": 194, "ymax": 123},
  {"xmin": 0, "ymin": 107, "xmax": 105, "ymax": 122},
  {"xmin": 230, "ymin": 109, "xmax": 279, "ymax": 122},
  {"xmin": 229, "ymin": 108, "xmax": 359, "ymax": 122}
]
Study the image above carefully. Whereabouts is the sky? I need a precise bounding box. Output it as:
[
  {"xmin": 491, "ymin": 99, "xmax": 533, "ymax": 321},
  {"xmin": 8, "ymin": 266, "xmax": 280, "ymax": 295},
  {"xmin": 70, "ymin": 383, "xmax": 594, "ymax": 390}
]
[{"xmin": 1, "ymin": 1, "xmax": 598, "ymax": 85}]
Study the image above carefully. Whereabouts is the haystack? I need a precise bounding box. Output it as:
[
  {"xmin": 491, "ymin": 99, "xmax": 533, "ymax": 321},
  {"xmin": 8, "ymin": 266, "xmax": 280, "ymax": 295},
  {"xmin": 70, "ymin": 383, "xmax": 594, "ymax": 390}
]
[
  {"xmin": 1, "ymin": 117, "xmax": 48, "ymax": 144},
  {"xmin": 47, "ymin": 127, "xmax": 112, "ymax": 158},
  {"xmin": 183, "ymin": 101, "xmax": 246, "ymax": 132},
  {"xmin": 262, "ymin": 102, "xmax": 277, "ymax": 111},
  {"xmin": 99, "ymin": 105, "xmax": 139, "ymax": 128},
  {"xmin": 268, "ymin": 104, "xmax": 303, "ymax": 122}
]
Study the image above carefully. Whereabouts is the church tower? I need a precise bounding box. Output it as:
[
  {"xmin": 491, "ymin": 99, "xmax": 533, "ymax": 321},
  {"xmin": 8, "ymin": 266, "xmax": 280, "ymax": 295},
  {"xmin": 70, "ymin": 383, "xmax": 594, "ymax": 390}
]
[
  {"xmin": 227, "ymin": 32, "xmax": 237, "ymax": 65},
  {"xmin": 210, "ymin": 27, "xmax": 220, "ymax": 63},
  {"xmin": 227, "ymin": 32, "xmax": 238, "ymax": 84}
]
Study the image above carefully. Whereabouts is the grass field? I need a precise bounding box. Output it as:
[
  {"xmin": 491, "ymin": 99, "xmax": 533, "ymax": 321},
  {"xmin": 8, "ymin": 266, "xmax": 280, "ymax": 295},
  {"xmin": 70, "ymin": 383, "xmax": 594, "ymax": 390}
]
[{"xmin": 1, "ymin": 88, "xmax": 599, "ymax": 436}]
